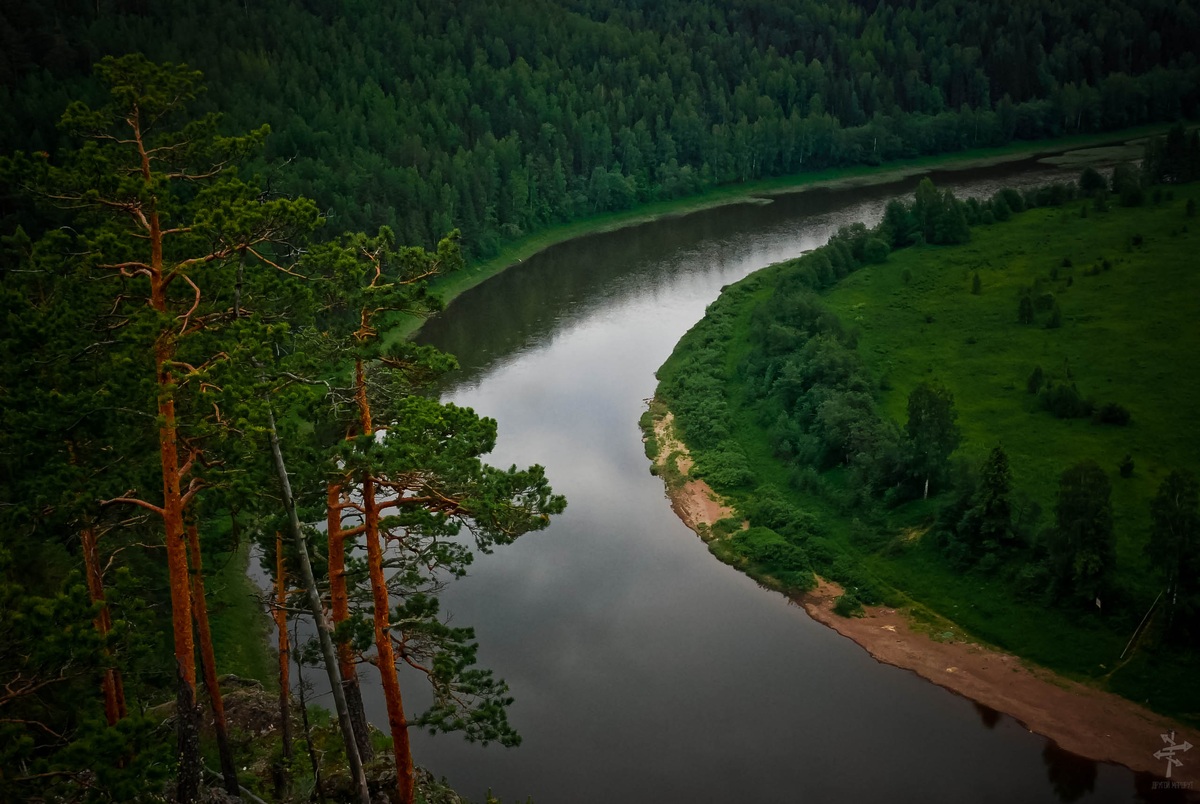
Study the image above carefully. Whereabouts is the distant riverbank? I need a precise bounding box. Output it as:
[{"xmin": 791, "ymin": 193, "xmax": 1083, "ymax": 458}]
[
  {"xmin": 645, "ymin": 401, "xmax": 1200, "ymax": 787},
  {"xmin": 389, "ymin": 123, "xmax": 1172, "ymax": 344}
]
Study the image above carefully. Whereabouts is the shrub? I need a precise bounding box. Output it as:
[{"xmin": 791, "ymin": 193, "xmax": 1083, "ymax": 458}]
[
  {"xmin": 991, "ymin": 193, "xmax": 1012, "ymax": 221},
  {"xmin": 1014, "ymin": 561, "xmax": 1053, "ymax": 598},
  {"xmin": 1034, "ymin": 292, "xmax": 1056, "ymax": 311},
  {"xmin": 1000, "ymin": 187, "xmax": 1025, "ymax": 213},
  {"xmin": 833, "ymin": 591, "xmax": 865, "ymax": 618},
  {"xmin": 981, "ymin": 209, "xmax": 996, "ymax": 225},
  {"xmin": 1027, "ymin": 365, "xmax": 1045, "ymax": 394},
  {"xmin": 1061, "ymin": 257, "xmax": 1072, "ymax": 267},
  {"xmin": 1094, "ymin": 191, "xmax": 1109, "ymax": 213},
  {"xmin": 1045, "ymin": 301, "xmax": 1063, "ymax": 329},
  {"xmin": 864, "ymin": 237, "xmax": 890, "ymax": 264},
  {"xmin": 1039, "ymin": 382, "xmax": 1093, "ymax": 418},
  {"xmin": 1093, "ymin": 402, "xmax": 1131, "ymax": 426},
  {"xmin": 1120, "ymin": 183, "xmax": 1145, "ymax": 207},
  {"xmin": 731, "ymin": 526, "xmax": 808, "ymax": 570},
  {"xmin": 971, "ymin": 273, "xmax": 982, "ymax": 295},
  {"xmin": 901, "ymin": 267, "xmax": 912, "ymax": 283},
  {"xmin": 1119, "ymin": 455, "xmax": 1135, "ymax": 478},
  {"xmin": 1079, "ymin": 167, "xmax": 1107, "ymax": 197},
  {"xmin": 695, "ymin": 443, "xmax": 755, "ymax": 487},
  {"xmin": 1188, "ymin": 198, "xmax": 1196, "ymax": 217},
  {"xmin": 1018, "ymin": 295, "xmax": 1034, "ymax": 324},
  {"xmin": 1111, "ymin": 162, "xmax": 1139, "ymax": 195}
]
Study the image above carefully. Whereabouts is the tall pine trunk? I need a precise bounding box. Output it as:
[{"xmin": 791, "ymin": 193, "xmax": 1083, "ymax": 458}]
[
  {"xmin": 138, "ymin": 118, "xmax": 201, "ymax": 800},
  {"xmin": 184, "ymin": 524, "xmax": 240, "ymax": 796},
  {"xmin": 153, "ymin": 272, "xmax": 201, "ymax": 804},
  {"xmin": 327, "ymin": 482, "xmax": 374, "ymax": 761},
  {"xmin": 356, "ymin": 358, "xmax": 415, "ymax": 804},
  {"xmin": 80, "ymin": 526, "xmax": 126, "ymax": 726},
  {"xmin": 264, "ymin": 404, "xmax": 371, "ymax": 804}
]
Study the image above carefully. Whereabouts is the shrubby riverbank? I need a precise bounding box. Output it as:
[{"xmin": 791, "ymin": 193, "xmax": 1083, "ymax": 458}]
[
  {"xmin": 645, "ymin": 399, "xmax": 1200, "ymax": 784},
  {"xmin": 644, "ymin": 151, "xmax": 1200, "ymax": 777}
]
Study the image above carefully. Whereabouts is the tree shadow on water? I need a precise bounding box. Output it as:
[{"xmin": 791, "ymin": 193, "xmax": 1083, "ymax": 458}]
[
  {"xmin": 973, "ymin": 701, "xmax": 1001, "ymax": 729},
  {"xmin": 1042, "ymin": 738, "xmax": 1097, "ymax": 803}
]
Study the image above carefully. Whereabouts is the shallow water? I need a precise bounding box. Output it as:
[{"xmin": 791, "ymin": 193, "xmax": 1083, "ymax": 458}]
[{"xmin": 265, "ymin": 161, "xmax": 1182, "ymax": 803}]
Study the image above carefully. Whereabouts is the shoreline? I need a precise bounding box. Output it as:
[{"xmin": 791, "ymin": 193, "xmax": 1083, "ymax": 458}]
[
  {"xmin": 645, "ymin": 403, "xmax": 1200, "ymax": 790},
  {"xmin": 389, "ymin": 123, "xmax": 1175, "ymax": 344}
]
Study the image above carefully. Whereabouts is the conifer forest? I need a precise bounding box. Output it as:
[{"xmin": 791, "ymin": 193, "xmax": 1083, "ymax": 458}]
[{"xmin": 1, "ymin": 1, "xmax": 1199, "ymax": 802}]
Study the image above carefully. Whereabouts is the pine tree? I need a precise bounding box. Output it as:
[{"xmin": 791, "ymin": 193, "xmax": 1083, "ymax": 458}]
[
  {"xmin": 3, "ymin": 55, "xmax": 323, "ymax": 800},
  {"xmin": 244, "ymin": 227, "xmax": 567, "ymax": 804}
]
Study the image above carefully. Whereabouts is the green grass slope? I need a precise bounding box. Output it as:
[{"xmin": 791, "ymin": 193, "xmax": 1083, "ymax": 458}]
[{"xmin": 652, "ymin": 185, "xmax": 1200, "ymax": 725}]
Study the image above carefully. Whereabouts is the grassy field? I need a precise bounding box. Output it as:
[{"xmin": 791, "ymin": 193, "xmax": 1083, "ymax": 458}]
[
  {"xmin": 823, "ymin": 189, "xmax": 1200, "ymax": 593},
  {"xmin": 387, "ymin": 124, "xmax": 1177, "ymax": 344},
  {"xmin": 654, "ymin": 184, "xmax": 1200, "ymax": 724}
]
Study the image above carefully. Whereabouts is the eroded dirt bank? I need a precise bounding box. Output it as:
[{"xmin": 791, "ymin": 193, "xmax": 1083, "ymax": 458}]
[{"xmin": 645, "ymin": 407, "xmax": 1199, "ymax": 791}]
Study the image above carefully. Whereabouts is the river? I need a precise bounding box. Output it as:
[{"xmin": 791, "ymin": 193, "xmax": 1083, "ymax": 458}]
[{"xmin": 269, "ymin": 158, "xmax": 1183, "ymax": 803}]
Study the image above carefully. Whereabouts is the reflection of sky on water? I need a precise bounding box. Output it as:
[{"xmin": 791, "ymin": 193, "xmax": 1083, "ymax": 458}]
[{"xmin": 254, "ymin": 160, "xmax": 1174, "ymax": 803}]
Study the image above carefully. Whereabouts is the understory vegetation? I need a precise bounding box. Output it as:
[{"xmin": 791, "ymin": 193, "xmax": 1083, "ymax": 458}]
[{"xmin": 652, "ymin": 137, "xmax": 1200, "ymax": 725}]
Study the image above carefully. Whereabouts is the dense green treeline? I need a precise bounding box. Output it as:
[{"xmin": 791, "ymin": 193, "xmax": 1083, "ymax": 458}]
[
  {"xmin": 652, "ymin": 152, "xmax": 1200, "ymax": 722},
  {"xmin": 2, "ymin": 0, "xmax": 1199, "ymax": 260}
]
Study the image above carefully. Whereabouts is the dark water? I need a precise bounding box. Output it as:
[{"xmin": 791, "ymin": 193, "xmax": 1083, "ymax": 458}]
[{"xmin": 271, "ymin": 161, "xmax": 1186, "ymax": 803}]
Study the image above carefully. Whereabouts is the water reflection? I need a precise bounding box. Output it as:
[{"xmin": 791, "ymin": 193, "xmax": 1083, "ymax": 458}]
[
  {"xmin": 973, "ymin": 701, "xmax": 1001, "ymax": 730},
  {"xmin": 1044, "ymin": 739, "xmax": 1099, "ymax": 802},
  {"xmin": 270, "ymin": 159, "xmax": 1168, "ymax": 803}
]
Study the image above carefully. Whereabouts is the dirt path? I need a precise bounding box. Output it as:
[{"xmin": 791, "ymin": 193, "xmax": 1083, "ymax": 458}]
[{"xmin": 646, "ymin": 407, "xmax": 1199, "ymax": 792}]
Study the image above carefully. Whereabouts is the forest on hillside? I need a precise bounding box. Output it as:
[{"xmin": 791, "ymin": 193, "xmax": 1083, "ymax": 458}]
[
  {"xmin": 2, "ymin": 0, "xmax": 1199, "ymax": 258},
  {"xmin": 2, "ymin": 1, "xmax": 1200, "ymax": 802}
]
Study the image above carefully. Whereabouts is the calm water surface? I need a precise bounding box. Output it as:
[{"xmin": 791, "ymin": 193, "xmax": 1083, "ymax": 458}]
[{"xmin": 278, "ymin": 161, "xmax": 1183, "ymax": 803}]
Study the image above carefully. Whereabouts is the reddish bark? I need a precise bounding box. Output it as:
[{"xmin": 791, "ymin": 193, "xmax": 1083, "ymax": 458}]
[
  {"xmin": 356, "ymin": 357, "xmax": 415, "ymax": 804},
  {"xmin": 327, "ymin": 482, "xmax": 374, "ymax": 760},
  {"xmin": 80, "ymin": 526, "xmax": 126, "ymax": 726},
  {"xmin": 274, "ymin": 532, "xmax": 293, "ymax": 761},
  {"xmin": 363, "ymin": 471, "xmax": 414, "ymax": 803},
  {"xmin": 185, "ymin": 524, "xmax": 239, "ymax": 795},
  {"xmin": 135, "ymin": 107, "xmax": 199, "ymax": 801}
]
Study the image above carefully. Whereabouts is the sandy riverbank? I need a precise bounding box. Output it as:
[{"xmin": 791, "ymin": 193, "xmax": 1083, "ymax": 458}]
[{"xmin": 646, "ymin": 407, "xmax": 1200, "ymax": 791}]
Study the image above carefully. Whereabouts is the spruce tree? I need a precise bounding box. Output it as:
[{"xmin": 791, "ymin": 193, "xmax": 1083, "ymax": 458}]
[{"xmin": 972, "ymin": 446, "xmax": 1015, "ymax": 554}]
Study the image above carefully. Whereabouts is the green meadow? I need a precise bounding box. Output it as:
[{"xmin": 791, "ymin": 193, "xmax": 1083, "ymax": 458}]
[{"xmin": 653, "ymin": 184, "xmax": 1200, "ymax": 724}]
